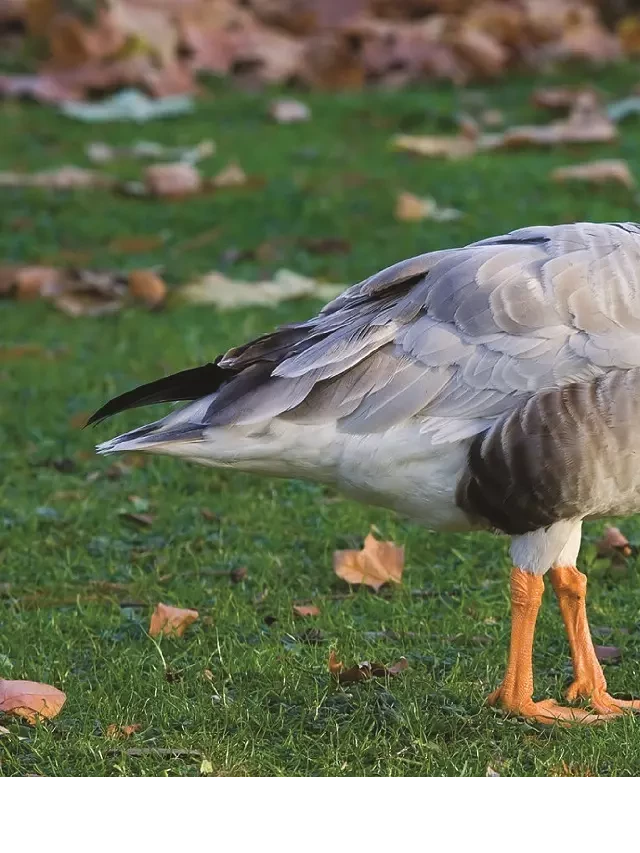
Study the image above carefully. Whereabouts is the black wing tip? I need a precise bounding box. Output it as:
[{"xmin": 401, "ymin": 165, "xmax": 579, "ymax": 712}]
[{"xmin": 84, "ymin": 361, "xmax": 232, "ymax": 429}]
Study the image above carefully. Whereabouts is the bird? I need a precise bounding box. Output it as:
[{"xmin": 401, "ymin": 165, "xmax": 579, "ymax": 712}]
[{"xmin": 89, "ymin": 221, "xmax": 640, "ymax": 725}]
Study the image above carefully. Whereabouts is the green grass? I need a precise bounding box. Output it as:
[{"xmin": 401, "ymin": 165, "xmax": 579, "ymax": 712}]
[{"xmin": 4, "ymin": 66, "xmax": 640, "ymax": 776}]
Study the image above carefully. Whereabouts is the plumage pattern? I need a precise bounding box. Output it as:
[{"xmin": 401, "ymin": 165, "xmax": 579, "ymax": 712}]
[{"xmin": 95, "ymin": 221, "xmax": 640, "ymax": 546}]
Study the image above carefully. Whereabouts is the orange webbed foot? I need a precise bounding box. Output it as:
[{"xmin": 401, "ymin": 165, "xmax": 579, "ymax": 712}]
[{"xmin": 486, "ymin": 686, "xmax": 614, "ymax": 726}]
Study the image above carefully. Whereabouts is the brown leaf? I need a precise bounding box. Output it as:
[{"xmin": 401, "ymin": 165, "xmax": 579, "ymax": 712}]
[
  {"xmin": 594, "ymin": 645, "xmax": 621, "ymax": 664},
  {"xmin": 333, "ymin": 531, "xmax": 404, "ymax": 591},
  {"xmin": 145, "ymin": 162, "xmax": 202, "ymax": 198},
  {"xmin": 121, "ymin": 512, "xmax": 155, "ymax": 528},
  {"xmin": 0, "ymin": 679, "xmax": 66, "ymax": 724},
  {"xmin": 269, "ymin": 98, "xmax": 311, "ymax": 123},
  {"xmin": 298, "ymin": 236, "xmax": 351, "ymax": 255},
  {"xmin": 551, "ymin": 159, "xmax": 635, "ymax": 190},
  {"xmin": 395, "ymin": 191, "xmax": 462, "ymax": 222},
  {"xmin": 230, "ymin": 566, "xmax": 248, "ymax": 584},
  {"xmin": 293, "ymin": 604, "xmax": 320, "ymax": 617},
  {"xmin": 212, "ymin": 161, "xmax": 248, "ymax": 188},
  {"xmin": 596, "ymin": 526, "xmax": 632, "ymax": 558},
  {"xmin": 391, "ymin": 132, "xmax": 477, "ymax": 159},
  {"xmin": 618, "ymin": 15, "xmax": 640, "ymax": 56},
  {"xmin": 149, "ymin": 603, "xmax": 199, "ymax": 638},
  {"xmin": 127, "ymin": 270, "xmax": 167, "ymax": 308},
  {"xmin": 328, "ymin": 651, "xmax": 408, "ymax": 684},
  {"xmin": 105, "ymin": 723, "xmax": 141, "ymax": 739}
]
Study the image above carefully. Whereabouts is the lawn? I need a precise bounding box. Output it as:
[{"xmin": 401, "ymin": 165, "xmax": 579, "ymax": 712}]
[{"xmin": 4, "ymin": 65, "xmax": 640, "ymax": 777}]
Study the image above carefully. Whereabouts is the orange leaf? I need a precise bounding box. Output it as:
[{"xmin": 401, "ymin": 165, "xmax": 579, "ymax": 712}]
[
  {"xmin": 596, "ymin": 526, "xmax": 632, "ymax": 558},
  {"xmin": 333, "ymin": 531, "xmax": 404, "ymax": 591},
  {"xmin": 149, "ymin": 603, "xmax": 199, "ymax": 638},
  {"xmin": 293, "ymin": 604, "xmax": 320, "ymax": 617},
  {"xmin": 106, "ymin": 723, "xmax": 141, "ymax": 739},
  {"xmin": 0, "ymin": 679, "xmax": 66, "ymax": 724},
  {"xmin": 127, "ymin": 270, "xmax": 167, "ymax": 308}
]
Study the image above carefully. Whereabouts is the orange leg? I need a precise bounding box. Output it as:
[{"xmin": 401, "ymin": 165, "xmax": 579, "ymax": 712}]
[
  {"xmin": 549, "ymin": 564, "xmax": 640, "ymax": 715},
  {"xmin": 487, "ymin": 568, "xmax": 608, "ymax": 724}
]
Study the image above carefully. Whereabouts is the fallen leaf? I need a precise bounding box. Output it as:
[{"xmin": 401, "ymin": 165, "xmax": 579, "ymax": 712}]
[
  {"xmin": 333, "ymin": 531, "xmax": 404, "ymax": 591},
  {"xmin": 87, "ymin": 139, "xmax": 215, "ymax": 165},
  {"xmin": 200, "ymin": 758, "xmax": 214, "ymax": 775},
  {"xmin": 0, "ymin": 165, "xmax": 113, "ymax": 189},
  {"xmin": 486, "ymin": 766, "xmax": 501, "ymax": 777},
  {"xmin": 269, "ymin": 98, "xmax": 311, "ymax": 123},
  {"xmin": 61, "ymin": 89, "xmax": 195, "ymax": 123},
  {"xmin": 127, "ymin": 270, "xmax": 167, "ymax": 308},
  {"xmin": 532, "ymin": 85, "xmax": 598, "ymax": 111},
  {"xmin": 551, "ymin": 159, "xmax": 635, "ymax": 190},
  {"xmin": 105, "ymin": 723, "xmax": 141, "ymax": 739},
  {"xmin": 230, "ymin": 566, "xmax": 248, "ymax": 584},
  {"xmin": 328, "ymin": 650, "xmax": 408, "ymax": 684},
  {"xmin": 121, "ymin": 511, "xmax": 155, "ymax": 528},
  {"xmin": 618, "ymin": 15, "xmax": 640, "ymax": 55},
  {"xmin": 293, "ymin": 604, "xmax": 320, "ymax": 617},
  {"xmin": 391, "ymin": 132, "xmax": 477, "ymax": 159},
  {"xmin": 212, "ymin": 161, "xmax": 248, "ymax": 188},
  {"xmin": 596, "ymin": 526, "xmax": 632, "ymax": 558},
  {"xmin": 108, "ymin": 235, "xmax": 165, "ymax": 253},
  {"xmin": 144, "ymin": 162, "xmax": 202, "ymax": 197},
  {"xmin": 395, "ymin": 191, "xmax": 463, "ymax": 222},
  {"xmin": 179, "ymin": 268, "xmax": 343, "ymax": 309},
  {"xmin": 594, "ymin": 645, "xmax": 621, "ymax": 664},
  {"xmin": 492, "ymin": 92, "xmax": 617, "ymax": 149},
  {"xmin": 149, "ymin": 603, "xmax": 199, "ymax": 638},
  {"xmin": 0, "ymin": 679, "xmax": 66, "ymax": 724},
  {"xmin": 298, "ymin": 236, "xmax": 351, "ymax": 255},
  {"xmin": 200, "ymin": 508, "xmax": 219, "ymax": 522}
]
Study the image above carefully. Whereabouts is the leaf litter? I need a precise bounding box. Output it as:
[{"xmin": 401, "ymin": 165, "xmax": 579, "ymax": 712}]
[{"xmin": 328, "ymin": 650, "xmax": 408, "ymax": 685}]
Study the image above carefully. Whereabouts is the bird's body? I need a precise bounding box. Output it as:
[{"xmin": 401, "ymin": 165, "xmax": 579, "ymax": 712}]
[{"xmin": 92, "ymin": 222, "xmax": 640, "ymax": 724}]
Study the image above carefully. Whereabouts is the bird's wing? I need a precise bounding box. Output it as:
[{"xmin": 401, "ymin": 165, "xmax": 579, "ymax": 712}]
[{"xmin": 206, "ymin": 222, "xmax": 640, "ymax": 441}]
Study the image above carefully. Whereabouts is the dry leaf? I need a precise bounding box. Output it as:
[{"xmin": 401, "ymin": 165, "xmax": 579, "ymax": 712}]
[
  {"xmin": 334, "ymin": 531, "xmax": 404, "ymax": 591},
  {"xmin": 391, "ymin": 132, "xmax": 477, "ymax": 159},
  {"xmin": 180, "ymin": 268, "xmax": 343, "ymax": 309},
  {"xmin": 594, "ymin": 645, "xmax": 621, "ymax": 664},
  {"xmin": 106, "ymin": 723, "xmax": 141, "ymax": 739},
  {"xmin": 121, "ymin": 511, "xmax": 155, "ymax": 527},
  {"xmin": 127, "ymin": 270, "xmax": 167, "ymax": 308},
  {"xmin": 493, "ymin": 93, "xmax": 617, "ymax": 149},
  {"xmin": 551, "ymin": 159, "xmax": 635, "ymax": 190},
  {"xmin": 328, "ymin": 650, "xmax": 408, "ymax": 684},
  {"xmin": 596, "ymin": 526, "xmax": 632, "ymax": 558},
  {"xmin": 144, "ymin": 162, "xmax": 202, "ymax": 197},
  {"xmin": 212, "ymin": 161, "xmax": 248, "ymax": 188},
  {"xmin": 293, "ymin": 604, "xmax": 320, "ymax": 617},
  {"xmin": 269, "ymin": 98, "xmax": 311, "ymax": 123},
  {"xmin": 0, "ymin": 678, "xmax": 66, "ymax": 724},
  {"xmin": 149, "ymin": 603, "xmax": 199, "ymax": 638},
  {"xmin": 88, "ymin": 139, "xmax": 215, "ymax": 165},
  {"xmin": 532, "ymin": 85, "xmax": 598, "ymax": 111},
  {"xmin": 395, "ymin": 191, "xmax": 463, "ymax": 222},
  {"xmin": 0, "ymin": 165, "xmax": 113, "ymax": 189}
]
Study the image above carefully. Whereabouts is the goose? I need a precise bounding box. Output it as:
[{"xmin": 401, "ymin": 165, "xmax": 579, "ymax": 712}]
[{"xmin": 90, "ymin": 221, "xmax": 640, "ymax": 725}]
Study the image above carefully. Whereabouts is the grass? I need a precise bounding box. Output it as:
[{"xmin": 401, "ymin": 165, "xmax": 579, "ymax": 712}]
[{"xmin": 3, "ymin": 65, "xmax": 640, "ymax": 776}]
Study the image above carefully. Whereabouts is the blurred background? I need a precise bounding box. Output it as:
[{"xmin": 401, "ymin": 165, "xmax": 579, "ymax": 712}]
[{"xmin": 4, "ymin": 0, "xmax": 640, "ymax": 775}]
